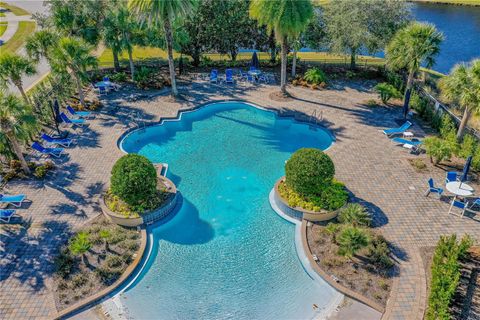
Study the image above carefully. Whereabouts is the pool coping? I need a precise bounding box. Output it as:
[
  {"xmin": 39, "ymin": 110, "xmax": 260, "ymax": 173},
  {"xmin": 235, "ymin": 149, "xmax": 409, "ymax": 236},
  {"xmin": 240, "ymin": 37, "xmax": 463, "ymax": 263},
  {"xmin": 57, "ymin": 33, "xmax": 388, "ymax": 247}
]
[
  {"xmin": 117, "ymin": 99, "xmax": 336, "ymax": 153},
  {"xmin": 52, "ymin": 226, "xmax": 148, "ymax": 320}
]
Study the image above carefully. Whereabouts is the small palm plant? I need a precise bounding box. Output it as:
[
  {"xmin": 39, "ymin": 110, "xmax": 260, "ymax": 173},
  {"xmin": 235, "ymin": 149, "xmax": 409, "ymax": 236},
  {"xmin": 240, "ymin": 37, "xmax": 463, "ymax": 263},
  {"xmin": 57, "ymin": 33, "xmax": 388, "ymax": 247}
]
[
  {"xmin": 68, "ymin": 232, "xmax": 92, "ymax": 266},
  {"xmin": 338, "ymin": 203, "xmax": 371, "ymax": 227},
  {"xmin": 0, "ymin": 53, "xmax": 37, "ymax": 104},
  {"xmin": 304, "ymin": 67, "xmax": 327, "ymax": 85},
  {"xmin": 99, "ymin": 229, "xmax": 112, "ymax": 252},
  {"xmin": 337, "ymin": 226, "xmax": 369, "ymax": 259}
]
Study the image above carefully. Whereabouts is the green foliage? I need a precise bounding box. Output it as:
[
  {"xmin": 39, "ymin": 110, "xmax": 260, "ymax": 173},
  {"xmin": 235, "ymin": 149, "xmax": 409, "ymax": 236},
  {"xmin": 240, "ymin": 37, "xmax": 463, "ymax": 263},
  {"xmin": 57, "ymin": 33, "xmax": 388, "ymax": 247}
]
[
  {"xmin": 325, "ymin": 222, "xmax": 342, "ymax": 244},
  {"xmin": 458, "ymin": 134, "xmax": 477, "ymax": 159},
  {"xmin": 0, "ymin": 53, "xmax": 37, "ymax": 97},
  {"xmin": 439, "ymin": 114, "xmax": 457, "ymax": 141},
  {"xmin": 133, "ymin": 66, "xmax": 153, "ymax": 88},
  {"xmin": 367, "ymin": 234, "xmax": 394, "ymax": 269},
  {"xmin": 54, "ymin": 249, "xmax": 75, "ymax": 278},
  {"xmin": 68, "ymin": 232, "xmax": 92, "ymax": 257},
  {"xmin": 25, "ymin": 30, "xmax": 60, "ymax": 63},
  {"xmin": 304, "ymin": 67, "xmax": 327, "ymax": 85},
  {"xmin": 374, "ymin": 82, "xmax": 401, "ymax": 104},
  {"xmin": 384, "ymin": 70, "xmax": 405, "ymax": 93},
  {"xmin": 426, "ymin": 234, "xmax": 473, "ymax": 320},
  {"xmin": 110, "ymin": 154, "xmax": 157, "ymax": 208},
  {"xmin": 285, "ymin": 148, "xmax": 335, "ymax": 196},
  {"xmin": 337, "ymin": 226, "xmax": 369, "ymax": 259},
  {"xmin": 314, "ymin": 179, "xmax": 349, "ymax": 211},
  {"xmin": 424, "ymin": 136, "xmax": 455, "ymax": 164},
  {"xmin": 109, "ymin": 72, "xmax": 128, "ymax": 82},
  {"xmin": 338, "ymin": 203, "xmax": 371, "ymax": 227},
  {"xmin": 472, "ymin": 147, "xmax": 480, "ymax": 172}
]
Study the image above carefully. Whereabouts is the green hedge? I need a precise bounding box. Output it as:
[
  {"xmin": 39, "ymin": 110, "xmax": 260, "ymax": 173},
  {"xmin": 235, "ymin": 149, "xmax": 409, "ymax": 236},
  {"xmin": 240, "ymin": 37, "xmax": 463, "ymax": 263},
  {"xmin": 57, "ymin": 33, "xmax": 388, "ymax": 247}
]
[{"xmin": 426, "ymin": 234, "xmax": 472, "ymax": 320}]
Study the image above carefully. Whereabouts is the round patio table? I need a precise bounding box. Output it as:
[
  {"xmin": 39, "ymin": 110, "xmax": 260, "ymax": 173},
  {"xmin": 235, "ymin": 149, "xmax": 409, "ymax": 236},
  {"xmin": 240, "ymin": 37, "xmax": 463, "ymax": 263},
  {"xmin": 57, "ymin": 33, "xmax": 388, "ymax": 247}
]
[
  {"xmin": 95, "ymin": 81, "xmax": 113, "ymax": 88},
  {"xmin": 446, "ymin": 181, "xmax": 474, "ymax": 197},
  {"xmin": 248, "ymin": 70, "xmax": 262, "ymax": 76}
]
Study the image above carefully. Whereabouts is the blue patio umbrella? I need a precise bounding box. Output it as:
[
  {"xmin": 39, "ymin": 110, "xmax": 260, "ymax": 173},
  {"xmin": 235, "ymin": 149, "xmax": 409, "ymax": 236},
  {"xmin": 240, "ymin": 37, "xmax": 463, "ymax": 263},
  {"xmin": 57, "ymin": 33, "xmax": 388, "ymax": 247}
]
[
  {"xmin": 461, "ymin": 155, "xmax": 473, "ymax": 183},
  {"xmin": 251, "ymin": 51, "xmax": 259, "ymax": 70}
]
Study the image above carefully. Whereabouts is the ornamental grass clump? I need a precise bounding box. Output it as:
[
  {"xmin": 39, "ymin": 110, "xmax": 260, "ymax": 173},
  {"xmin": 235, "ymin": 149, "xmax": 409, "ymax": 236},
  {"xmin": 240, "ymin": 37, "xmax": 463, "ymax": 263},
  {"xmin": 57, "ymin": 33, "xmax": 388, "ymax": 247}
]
[
  {"xmin": 109, "ymin": 154, "xmax": 159, "ymax": 213},
  {"xmin": 283, "ymin": 148, "xmax": 348, "ymax": 211}
]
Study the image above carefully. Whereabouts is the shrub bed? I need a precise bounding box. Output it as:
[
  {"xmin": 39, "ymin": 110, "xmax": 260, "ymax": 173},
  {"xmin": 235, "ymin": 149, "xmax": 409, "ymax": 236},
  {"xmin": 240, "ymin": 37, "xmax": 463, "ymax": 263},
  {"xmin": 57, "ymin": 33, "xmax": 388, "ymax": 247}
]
[
  {"xmin": 307, "ymin": 203, "xmax": 395, "ymax": 306},
  {"xmin": 0, "ymin": 159, "xmax": 55, "ymax": 183},
  {"xmin": 53, "ymin": 216, "xmax": 142, "ymax": 310}
]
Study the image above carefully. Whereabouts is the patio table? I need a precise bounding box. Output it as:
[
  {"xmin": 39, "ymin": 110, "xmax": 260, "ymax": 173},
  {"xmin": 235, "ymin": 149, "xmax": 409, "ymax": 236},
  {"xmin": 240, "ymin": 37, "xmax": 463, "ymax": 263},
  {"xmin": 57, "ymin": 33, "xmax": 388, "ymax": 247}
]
[
  {"xmin": 446, "ymin": 181, "xmax": 474, "ymax": 197},
  {"xmin": 248, "ymin": 70, "xmax": 262, "ymax": 76}
]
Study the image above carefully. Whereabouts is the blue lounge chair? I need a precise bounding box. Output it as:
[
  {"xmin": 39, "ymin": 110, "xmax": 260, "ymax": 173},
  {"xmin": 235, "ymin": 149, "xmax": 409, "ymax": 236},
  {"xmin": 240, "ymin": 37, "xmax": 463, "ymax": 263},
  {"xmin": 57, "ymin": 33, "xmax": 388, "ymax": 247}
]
[
  {"xmin": 67, "ymin": 105, "xmax": 92, "ymax": 119},
  {"xmin": 383, "ymin": 121, "xmax": 412, "ymax": 137},
  {"xmin": 392, "ymin": 137, "xmax": 422, "ymax": 146},
  {"xmin": 32, "ymin": 142, "xmax": 64, "ymax": 158},
  {"xmin": 0, "ymin": 209, "xmax": 17, "ymax": 223},
  {"xmin": 60, "ymin": 113, "xmax": 86, "ymax": 126},
  {"xmin": 425, "ymin": 178, "xmax": 443, "ymax": 198},
  {"xmin": 445, "ymin": 171, "xmax": 459, "ymax": 184},
  {"xmin": 469, "ymin": 197, "xmax": 480, "ymax": 208},
  {"xmin": 0, "ymin": 194, "xmax": 26, "ymax": 207},
  {"xmin": 225, "ymin": 69, "xmax": 234, "ymax": 84},
  {"xmin": 449, "ymin": 199, "xmax": 472, "ymax": 217},
  {"xmin": 41, "ymin": 133, "xmax": 73, "ymax": 147}
]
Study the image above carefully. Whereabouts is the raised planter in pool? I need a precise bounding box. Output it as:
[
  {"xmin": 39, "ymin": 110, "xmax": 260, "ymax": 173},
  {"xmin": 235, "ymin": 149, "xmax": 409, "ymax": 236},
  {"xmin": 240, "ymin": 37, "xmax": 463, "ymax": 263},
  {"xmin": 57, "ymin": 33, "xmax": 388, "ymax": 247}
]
[
  {"xmin": 101, "ymin": 175, "xmax": 178, "ymax": 227},
  {"xmin": 117, "ymin": 101, "xmax": 341, "ymax": 319},
  {"xmin": 273, "ymin": 177, "xmax": 339, "ymax": 222}
]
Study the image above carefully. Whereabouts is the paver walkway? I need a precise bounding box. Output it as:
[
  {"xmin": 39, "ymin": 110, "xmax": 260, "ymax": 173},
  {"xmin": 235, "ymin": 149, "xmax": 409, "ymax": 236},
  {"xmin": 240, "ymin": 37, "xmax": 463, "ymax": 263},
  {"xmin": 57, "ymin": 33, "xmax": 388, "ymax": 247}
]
[{"xmin": 0, "ymin": 80, "xmax": 479, "ymax": 319}]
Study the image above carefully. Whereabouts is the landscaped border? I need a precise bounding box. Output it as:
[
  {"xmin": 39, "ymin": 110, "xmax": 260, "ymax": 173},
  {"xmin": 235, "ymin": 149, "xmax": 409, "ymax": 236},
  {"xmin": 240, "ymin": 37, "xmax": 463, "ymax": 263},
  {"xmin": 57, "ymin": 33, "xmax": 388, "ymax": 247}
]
[
  {"xmin": 117, "ymin": 99, "xmax": 336, "ymax": 153},
  {"xmin": 53, "ymin": 222, "xmax": 148, "ymax": 320}
]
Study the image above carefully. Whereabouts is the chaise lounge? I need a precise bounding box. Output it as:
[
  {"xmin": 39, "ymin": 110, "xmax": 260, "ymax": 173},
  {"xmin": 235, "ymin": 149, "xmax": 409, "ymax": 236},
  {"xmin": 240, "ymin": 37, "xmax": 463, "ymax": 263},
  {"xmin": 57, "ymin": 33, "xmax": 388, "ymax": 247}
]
[
  {"xmin": 0, "ymin": 194, "xmax": 26, "ymax": 207},
  {"xmin": 32, "ymin": 142, "xmax": 65, "ymax": 158},
  {"xmin": 383, "ymin": 121, "xmax": 412, "ymax": 137}
]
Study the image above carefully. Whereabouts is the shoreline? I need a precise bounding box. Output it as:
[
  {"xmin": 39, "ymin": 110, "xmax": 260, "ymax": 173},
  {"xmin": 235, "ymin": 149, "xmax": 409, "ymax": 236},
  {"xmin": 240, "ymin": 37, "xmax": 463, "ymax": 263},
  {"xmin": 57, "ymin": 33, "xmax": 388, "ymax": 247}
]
[{"xmin": 408, "ymin": 0, "xmax": 480, "ymax": 6}]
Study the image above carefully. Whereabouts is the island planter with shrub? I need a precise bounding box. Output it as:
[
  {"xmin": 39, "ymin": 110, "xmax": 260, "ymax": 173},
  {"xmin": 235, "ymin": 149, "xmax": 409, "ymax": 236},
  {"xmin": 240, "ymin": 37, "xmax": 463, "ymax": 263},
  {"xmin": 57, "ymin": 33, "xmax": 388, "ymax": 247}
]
[
  {"xmin": 101, "ymin": 154, "xmax": 178, "ymax": 227},
  {"xmin": 292, "ymin": 67, "xmax": 328, "ymax": 90},
  {"xmin": 273, "ymin": 148, "xmax": 348, "ymax": 221}
]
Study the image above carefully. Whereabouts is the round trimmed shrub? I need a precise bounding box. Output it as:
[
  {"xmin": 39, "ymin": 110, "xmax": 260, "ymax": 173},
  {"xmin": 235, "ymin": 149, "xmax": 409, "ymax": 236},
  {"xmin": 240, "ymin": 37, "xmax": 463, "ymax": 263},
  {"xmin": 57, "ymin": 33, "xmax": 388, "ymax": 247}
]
[
  {"xmin": 285, "ymin": 148, "xmax": 335, "ymax": 195},
  {"xmin": 110, "ymin": 154, "xmax": 157, "ymax": 207}
]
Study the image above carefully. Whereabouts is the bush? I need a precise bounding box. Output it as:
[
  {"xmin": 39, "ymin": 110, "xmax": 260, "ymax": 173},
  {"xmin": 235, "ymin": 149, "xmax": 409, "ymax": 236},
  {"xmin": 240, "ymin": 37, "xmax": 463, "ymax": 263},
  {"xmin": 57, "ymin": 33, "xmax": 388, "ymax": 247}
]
[
  {"xmin": 68, "ymin": 232, "xmax": 92, "ymax": 257},
  {"xmin": 304, "ymin": 67, "xmax": 327, "ymax": 85},
  {"xmin": 424, "ymin": 137, "xmax": 455, "ymax": 164},
  {"xmin": 54, "ymin": 250, "xmax": 75, "ymax": 278},
  {"xmin": 337, "ymin": 226, "xmax": 369, "ymax": 259},
  {"xmin": 472, "ymin": 147, "xmax": 480, "ymax": 172},
  {"xmin": 338, "ymin": 203, "xmax": 371, "ymax": 227},
  {"xmin": 314, "ymin": 179, "xmax": 348, "ymax": 211},
  {"xmin": 374, "ymin": 83, "xmax": 401, "ymax": 104},
  {"xmin": 367, "ymin": 234, "xmax": 393, "ymax": 269},
  {"xmin": 133, "ymin": 67, "xmax": 153, "ymax": 89},
  {"xmin": 439, "ymin": 114, "xmax": 457, "ymax": 141},
  {"xmin": 385, "ymin": 70, "xmax": 404, "ymax": 93},
  {"xmin": 110, "ymin": 154, "xmax": 157, "ymax": 208},
  {"xmin": 110, "ymin": 72, "xmax": 127, "ymax": 82},
  {"xmin": 285, "ymin": 148, "xmax": 335, "ymax": 196},
  {"xmin": 458, "ymin": 133, "xmax": 477, "ymax": 159},
  {"xmin": 426, "ymin": 234, "xmax": 473, "ymax": 320}
]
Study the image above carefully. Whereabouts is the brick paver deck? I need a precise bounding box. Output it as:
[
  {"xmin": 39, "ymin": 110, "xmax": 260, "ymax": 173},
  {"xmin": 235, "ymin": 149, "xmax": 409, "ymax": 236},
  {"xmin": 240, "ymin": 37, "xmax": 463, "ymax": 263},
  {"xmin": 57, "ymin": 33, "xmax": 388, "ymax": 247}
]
[{"xmin": 1, "ymin": 79, "xmax": 479, "ymax": 319}]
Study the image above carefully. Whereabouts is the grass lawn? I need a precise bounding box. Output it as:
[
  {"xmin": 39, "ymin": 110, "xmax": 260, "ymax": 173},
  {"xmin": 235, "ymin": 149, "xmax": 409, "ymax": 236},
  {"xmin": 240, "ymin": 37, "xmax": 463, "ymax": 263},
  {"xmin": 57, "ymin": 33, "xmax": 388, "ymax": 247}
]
[
  {"xmin": 0, "ymin": 2, "xmax": 30, "ymax": 15},
  {"xmin": 0, "ymin": 12, "xmax": 5, "ymax": 17},
  {"xmin": 1, "ymin": 21, "xmax": 35, "ymax": 53},
  {"xmin": 0, "ymin": 23, "xmax": 6, "ymax": 37},
  {"xmin": 98, "ymin": 46, "xmax": 385, "ymax": 68}
]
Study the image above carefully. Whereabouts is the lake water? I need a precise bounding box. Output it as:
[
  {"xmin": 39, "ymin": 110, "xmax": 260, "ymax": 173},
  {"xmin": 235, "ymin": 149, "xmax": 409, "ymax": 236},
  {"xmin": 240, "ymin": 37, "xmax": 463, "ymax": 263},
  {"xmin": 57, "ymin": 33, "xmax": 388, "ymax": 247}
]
[{"xmin": 412, "ymin": 3, "xmax": 480, "ymax": 74}]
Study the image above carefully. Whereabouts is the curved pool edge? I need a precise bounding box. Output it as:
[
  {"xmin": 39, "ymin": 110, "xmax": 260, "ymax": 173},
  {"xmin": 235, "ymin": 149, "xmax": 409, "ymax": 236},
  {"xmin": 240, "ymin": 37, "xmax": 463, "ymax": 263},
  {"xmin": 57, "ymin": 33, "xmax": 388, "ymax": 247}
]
[
  {"xmin": 117, "ymin": 99, "xmax": 336, "ymax": 154},
  {"xmin": 269, "ymin": 189, "xmax": 344, "ymax": 319}
]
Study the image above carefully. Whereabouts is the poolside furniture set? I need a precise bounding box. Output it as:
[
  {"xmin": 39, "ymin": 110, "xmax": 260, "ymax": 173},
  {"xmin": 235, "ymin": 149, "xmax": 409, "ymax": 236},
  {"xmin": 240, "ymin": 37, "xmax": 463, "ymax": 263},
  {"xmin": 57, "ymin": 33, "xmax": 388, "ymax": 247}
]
[
  {"xmin": 383, "ymin": 121, "xmax": 424, "ymax": 154},
  {"xmin": 93, "ymin": 77, "xmax": 121, "ymax": 94},
  {"xmin": 207, "ymin": 68, "xmax": 275, "ymax": 85}
]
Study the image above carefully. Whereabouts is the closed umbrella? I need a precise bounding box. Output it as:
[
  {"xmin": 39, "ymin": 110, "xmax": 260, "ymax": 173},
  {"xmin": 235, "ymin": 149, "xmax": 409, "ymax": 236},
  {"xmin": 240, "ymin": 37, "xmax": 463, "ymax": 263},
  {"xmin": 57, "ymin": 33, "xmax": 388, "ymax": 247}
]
[
  {"xmin": 461, "ymin": 155, "xmax": 472, "ymax": 183},
  {"xmin": 251, "ymin": 51, "xmax": 259, "ymax": 70}
]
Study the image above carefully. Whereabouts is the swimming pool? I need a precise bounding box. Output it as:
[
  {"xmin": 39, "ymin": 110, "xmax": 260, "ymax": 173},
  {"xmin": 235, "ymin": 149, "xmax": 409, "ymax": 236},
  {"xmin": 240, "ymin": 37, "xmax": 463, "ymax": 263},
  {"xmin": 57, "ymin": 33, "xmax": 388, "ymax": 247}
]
[{"xmin": 119, "ymin": 101, "xmax": 340, "ymax": 319}]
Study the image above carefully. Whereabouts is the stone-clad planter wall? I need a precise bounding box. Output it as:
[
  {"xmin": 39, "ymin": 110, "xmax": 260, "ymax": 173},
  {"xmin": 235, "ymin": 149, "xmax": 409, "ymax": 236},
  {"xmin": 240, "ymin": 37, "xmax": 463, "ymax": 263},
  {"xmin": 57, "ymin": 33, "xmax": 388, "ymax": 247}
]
[
  {"xmin": 102, "ymin": 175, "xmax": 178, "ymax": 227},
  {"xmin": 273, "ymin": 177, "xmax": 338, "ymax": 222}
]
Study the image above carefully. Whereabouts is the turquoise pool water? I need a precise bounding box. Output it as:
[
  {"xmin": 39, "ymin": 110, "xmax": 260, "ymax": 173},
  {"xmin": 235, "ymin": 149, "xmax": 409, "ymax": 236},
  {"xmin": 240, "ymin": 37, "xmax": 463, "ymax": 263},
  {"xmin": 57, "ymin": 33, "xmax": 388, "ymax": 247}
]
[{"xmin": 119, "ymin": 102, "xmax": 338, "ymax": 319}]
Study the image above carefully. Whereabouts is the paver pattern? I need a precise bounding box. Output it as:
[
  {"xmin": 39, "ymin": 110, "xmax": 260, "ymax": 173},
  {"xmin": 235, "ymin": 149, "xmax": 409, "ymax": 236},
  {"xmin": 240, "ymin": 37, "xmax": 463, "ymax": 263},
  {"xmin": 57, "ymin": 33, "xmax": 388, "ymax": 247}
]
[{"xmin": 1, "ymin": 79, "xmax": 479, "ymax": 319}]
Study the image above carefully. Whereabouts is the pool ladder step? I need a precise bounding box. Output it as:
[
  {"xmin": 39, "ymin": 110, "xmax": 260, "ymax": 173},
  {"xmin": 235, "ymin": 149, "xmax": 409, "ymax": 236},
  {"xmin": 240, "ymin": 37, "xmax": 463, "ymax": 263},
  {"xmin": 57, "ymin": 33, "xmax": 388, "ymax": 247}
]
[{"xmin": 309, "ymin": 110, "xmax": 323, "ymax": 130}]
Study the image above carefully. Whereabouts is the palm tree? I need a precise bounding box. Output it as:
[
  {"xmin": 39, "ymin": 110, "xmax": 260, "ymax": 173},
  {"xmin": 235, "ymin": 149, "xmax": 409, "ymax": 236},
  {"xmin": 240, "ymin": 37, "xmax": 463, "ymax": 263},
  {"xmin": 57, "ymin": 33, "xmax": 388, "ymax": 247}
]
[
  {"xmin": 386, "ymin": 22, "xmax": 443, "ymax": 115},
  {"xmin": 338, "ymin": 203, "xmax": 371, "ymax": 227},
  {"xmin": 0, "ymin": 91, "xmax": 38, "ymax": 174},
  {"xmin": 51, "ymin": 37, "xmax": 97, "ymax": 108},
  {"xmin": 25, "ymin": 30, "xmax": 60, "ymax": 64},
  {"xmin": 128, "ymin": 0, "xmax": 196, "ymax": 97},
  {"xmin": 68, "ymin": 231, "xmax": 92, "ymax": 266},
  {"xmin": 0, "ymin": 53, "xmax": 37, "ymax": 105},
  {"xmin": 337, "ymin": 226, "xmax": 369, "ymax": 259},
  {"xmin": 250, "ymin": 0, "xmax": 313, "ymax": 95},
  {"xmin": 440, "ymin": 59, "xmax": 480, "ymax": 140}
]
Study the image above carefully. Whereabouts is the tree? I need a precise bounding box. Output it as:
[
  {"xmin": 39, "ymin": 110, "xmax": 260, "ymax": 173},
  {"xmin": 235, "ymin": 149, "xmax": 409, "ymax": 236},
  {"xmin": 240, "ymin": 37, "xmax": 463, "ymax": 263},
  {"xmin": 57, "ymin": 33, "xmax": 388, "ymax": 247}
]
[
  {"xmin": 129, "ymin": 0, "xmax": 196, "ymax": 97},
  {"xmin": 290, "ymin": 38, "xmax": 302, "ymax": 77},
  {"xmin": 250, "ymin": 0, "xmax": 313, "ymax": 95},
  {"xmin": 0, "ymin": 53, "xmax": 37, "ymax": 105},
  {"xmin": 337, "ymin": 226, "xmax": 369, "ymax": 259},
  {"xmin": 386, "ymin": 22, "xmax": 443, "ymax": 116},
  {"xmin": 51, "ymin": 37, "xmax": 98, "ymax": 108},
  {"xmin": 303, "ymin": 8, "xmax": 327, "ymax": 51},
  {"xmin": 440, "ymin": 59, "xmax": 480, "ymax": 140},
  {"xmin": 0, "ymin": 91, "xmax": 38, "ymax": 174},
  {"xmin": 25, "ymin": 29, "xmax": 60, "ymax": 64},
  {"xmin": 323, "ymin": 0, "xmax": 409, "ymax": 70}
]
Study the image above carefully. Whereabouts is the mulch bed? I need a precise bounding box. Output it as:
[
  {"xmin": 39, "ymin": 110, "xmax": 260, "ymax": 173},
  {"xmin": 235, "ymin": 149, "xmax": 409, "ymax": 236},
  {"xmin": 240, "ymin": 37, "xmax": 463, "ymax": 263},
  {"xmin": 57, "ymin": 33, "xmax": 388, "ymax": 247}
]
[{"xmin": 307, "ymin": 223, "xmax": 395, "ymax": 306}]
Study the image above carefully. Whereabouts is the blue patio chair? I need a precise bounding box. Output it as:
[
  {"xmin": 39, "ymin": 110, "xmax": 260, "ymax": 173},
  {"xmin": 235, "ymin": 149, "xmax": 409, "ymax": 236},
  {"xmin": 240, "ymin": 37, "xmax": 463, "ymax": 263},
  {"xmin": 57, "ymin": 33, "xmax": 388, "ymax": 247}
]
[
  {"xmin": 67, "ymin": 105, "xmax": 92, "ymax": 119},
  {"xmin": 97, "ymin": 86, "xmax": 108, "ymax": 94},
  {"xmin": 383, "ymin": 121, "xmax": 412, "ymax": 137},
  {"xmin": 449, "ymin": 199, "xmax": 472, "ymax": 217},
  {"xmin": 0, "ymin": 194, "xmax": 26, "ymax": 207},
  {"xmin": 103, "ymin": 76, "xmax": 110, "ymax": 82},
  {"xmin": 0, "ymin": 209, "xmax": 17, "ymax": 223},
  {"xmin": 32, "ymin": 142, "xmax": 64, "ymax": 158},
  {"xmin": 445, "ymin": 171, "xmax": 458, "ymax": 184},
  {"xmin": 225, "ymin": 69, "xmax": 234, "ymax": 84},
  {"xmin": 41, "ymin": 133, "xmax": 73, "ymax": 147},
  {"xmin": 249, "ymin": 66, "xmax": 257, "ymax": 71},
  {"xmin": 60, "ymin": 112, "xmax": 86, "ymax": 126},
  {"xmin": 210, "ymin": 71, "xmax": 218, "ymax": 83},
  {"xmin": 425, "ymin": 178, "xmax": 443, "ymax": 198}
]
